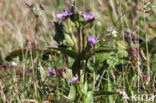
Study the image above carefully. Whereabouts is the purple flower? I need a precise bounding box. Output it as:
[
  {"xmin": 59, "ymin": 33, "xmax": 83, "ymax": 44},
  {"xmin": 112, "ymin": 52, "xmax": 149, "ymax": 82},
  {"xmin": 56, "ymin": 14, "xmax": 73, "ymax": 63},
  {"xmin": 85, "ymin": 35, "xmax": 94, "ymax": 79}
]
[
  {"xmin": 52, "ymin": 69, "xmax": 56, "ymax": 75},
  {"xmin": 57, "ymin": 10, "xmax": 73, "ymax": 20},
  {"xmin": 83, "ymin": 12, "xmax": 94, "ymax": 21},
  {"xmin": 69, "ymin": 76, "xmax": 78, "ymax": 83},
  {"xmin": 88, "ymin": 35, "xmax": 99, "ymax": 46},
  {"xmin": 52, "ymin": 69, "xmax": 56, "ymax": 77},
  {"xmin": 47, "ymin": 67, "xmax": 56, "ymax": 77}
]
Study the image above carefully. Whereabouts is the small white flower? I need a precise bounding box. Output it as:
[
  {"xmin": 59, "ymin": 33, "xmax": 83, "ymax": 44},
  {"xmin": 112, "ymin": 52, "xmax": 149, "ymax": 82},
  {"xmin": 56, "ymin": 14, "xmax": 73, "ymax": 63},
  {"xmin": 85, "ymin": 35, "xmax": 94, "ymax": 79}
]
[{"xmin": 11, "ymin": 61, "xmax": 17, "ymax": 66}]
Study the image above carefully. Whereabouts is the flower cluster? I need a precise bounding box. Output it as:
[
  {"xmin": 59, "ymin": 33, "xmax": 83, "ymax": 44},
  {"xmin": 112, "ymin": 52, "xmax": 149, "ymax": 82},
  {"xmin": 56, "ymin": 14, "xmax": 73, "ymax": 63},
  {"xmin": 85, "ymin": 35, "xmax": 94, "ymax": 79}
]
[
  {"xmin": 57, "ymin": 10, "xmax": 95, "ymax": 21},
  {"xmin": 128, "ymin": 47, "xmax": 142, "ymax": 62},
  {"xmin": 46, "ymin": 67, "xmax": 56, "ymax": 77}
]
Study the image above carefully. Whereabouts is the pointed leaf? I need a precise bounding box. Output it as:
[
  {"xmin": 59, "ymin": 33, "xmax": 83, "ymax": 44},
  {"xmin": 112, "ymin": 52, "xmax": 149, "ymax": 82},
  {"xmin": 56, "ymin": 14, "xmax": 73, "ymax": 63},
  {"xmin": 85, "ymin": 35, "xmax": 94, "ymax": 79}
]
[
  {"xmin": 83, "ymin": 82, "xmax": 88, "ymax": 95},
  {"xmin": 54, "ymin": 21, "xmax": 65, "ymax": 44},
  {"xmin": 5, "ymin": 49, "xmax": 57, "ymax": 61},
  {"xmin": 47, "ymin": 46, "xmax": 78, "ymax": 59},
  {"xmin": 63, "ymin": 69, "xmax": 73, "ymax": 80},
  {"xmin": 80, "ymin": 47, "xmax": 118, "ymax": 60},
  {"xmin": 87, "ymin": 91, "xmax": 93, "ymax": 103},
  {"xmin": 38, "ymin": 63, "xmax": 46, "ymax": 82},
  {"xmin": 68, "ymin": 85, "xmax": 76, "ymax": 100}
]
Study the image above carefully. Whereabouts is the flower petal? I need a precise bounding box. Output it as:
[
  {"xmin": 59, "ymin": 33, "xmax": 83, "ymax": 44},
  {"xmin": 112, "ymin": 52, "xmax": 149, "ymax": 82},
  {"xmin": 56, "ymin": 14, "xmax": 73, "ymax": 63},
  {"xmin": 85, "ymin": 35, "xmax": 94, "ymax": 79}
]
[
  {"xmin": 48, "ymin": 67, "xmax": 52, "ymax": 72},
  {"xmin": 52, "ymin": 69, "xmax": 56, "ymax": 75},
  {"xmin": 46, "ymin": 72, "xmax": 50, "ymax": 77},
  {"xmin": 57, "ymin": 10, "xmax": 73, "ymax": 20},
  {"xmin": 88, "ymin": 35, "xmax": 99, "ymax": 46},
  {"xmin": 83, "ymin": 12, "xmax": 94, "ymax": 20},
  {"xmin": 57, "ymin": 13, "xmax": 65, "ymax": 19},
  {"xmin": 69, "ymin": 76, "xmax": 78, "ymax": 83}
]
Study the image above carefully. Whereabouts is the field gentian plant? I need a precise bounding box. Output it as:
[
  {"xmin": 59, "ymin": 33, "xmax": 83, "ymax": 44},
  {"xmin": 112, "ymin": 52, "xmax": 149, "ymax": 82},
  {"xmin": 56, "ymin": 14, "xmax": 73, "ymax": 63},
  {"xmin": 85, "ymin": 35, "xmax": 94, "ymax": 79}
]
[{"xmin": 47, "ymin": 3, "xmax": 119, "ymax": 103}]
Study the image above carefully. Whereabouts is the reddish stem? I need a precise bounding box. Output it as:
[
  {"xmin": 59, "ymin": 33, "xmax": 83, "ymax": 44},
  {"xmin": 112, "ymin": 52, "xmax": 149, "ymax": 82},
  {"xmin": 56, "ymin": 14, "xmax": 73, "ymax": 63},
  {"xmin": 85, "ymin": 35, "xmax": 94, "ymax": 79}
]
[
  {"xmin": 82, "ymin": 34, "xmax": 85, "ymax": 51},
  {"xmin": 78, "ymin": 28, "xmax": 81, "ymax": 52},
  {"xmin": 78, "ymin": 28, "xmax": 81, "ymax": 81}
]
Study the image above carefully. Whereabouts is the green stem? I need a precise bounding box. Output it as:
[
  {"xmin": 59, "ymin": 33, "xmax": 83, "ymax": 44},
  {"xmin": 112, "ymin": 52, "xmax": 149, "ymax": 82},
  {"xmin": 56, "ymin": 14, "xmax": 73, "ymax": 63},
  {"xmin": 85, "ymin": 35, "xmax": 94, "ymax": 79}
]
[
  {"xmin": 78, "ymin": 28, "xmax": 81, "ymax": 53},
  {"xmin": 84, "ymin": 59, "xmax": 88, "ymax": 83},
  {"xmin": 70, "ymin": 35, "xmax": 76, "ymax": 51}
]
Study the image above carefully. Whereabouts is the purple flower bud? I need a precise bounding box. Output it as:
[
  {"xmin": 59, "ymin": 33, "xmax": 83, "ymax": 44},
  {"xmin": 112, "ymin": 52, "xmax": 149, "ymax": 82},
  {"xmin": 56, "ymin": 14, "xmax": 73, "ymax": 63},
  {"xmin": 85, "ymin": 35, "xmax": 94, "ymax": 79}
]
[
  {"xmin": 83, "ymin": 12, "xmax": 94, "ymax": 21},
  {"xmin": 48, "ymin": 67, "xmax": 53, "ymax": 72},
  {"xmin": 46, "ymin": 72, "xmax": 50, "ymax": 77},
  {"xmin": 88, "ymin": 35, "xmax": 99, "ymax": 46},
  {"xmin": 69, "ymin": 76, "xmax": 78, "ymax": 83},
  {"xmin": 57, "ymin": 10, "xmax": 73, "ymax": 20},
  {"xmin": 52, "ymin": 69, "xmax": 56, "ymax": 75}
]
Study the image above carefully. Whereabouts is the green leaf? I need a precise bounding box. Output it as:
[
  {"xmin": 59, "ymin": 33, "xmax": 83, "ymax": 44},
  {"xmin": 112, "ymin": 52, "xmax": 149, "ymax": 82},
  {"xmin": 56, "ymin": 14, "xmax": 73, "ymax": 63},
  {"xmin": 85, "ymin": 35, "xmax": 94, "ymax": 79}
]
[
  {"xmin": 87, "ymin": 61, "xmax": 94, "ymax": 72},
  {"xmin": 68, "ymin": 85, "xmax": 76, "ymax": 100},
  {"xmin": 5, "ymin": 49, "xmax": 26, "ymax": 61},
  {"xmin": 86, "ymin": 91, "xmax": 93, "ymax": 103},
  {"xmin": 108, "ymin": 74, "xmax": 114, "ymax": 103},
  {"xmin": 82, "ymin": 91, "xmax": 93, "ymax": 103},
  {"xmin": 64, "ymin": 34, "xmax": 74, "ymax": 47},
  {"xmin": 54, "ymin": 21, "xmax": 65, "ymax": 44},
  {"xmin": 38, "ymin": 63, "xmax": 46, "ymax": 82},
  {"xmin": 76, "ymin": 82, "xmax": 83, "ymax": 95},
  {"xmin": 116, "ymin": 41, "xmax": 127, "ymax": 50},
  {"xmin": 70, "ymin": 13, "xmax": 80, "ymax": 22},
  {"xmin": 93, "ymin": 48, "xmax": 118, "ymax": 54},
  {"xmin": 80, "ymin": 47, "xmax": 118, "ymax": 60},
  {"xmin": 71, "ymin": 59, "xmax": 79, "ymax": 75},
  {"xmin": 71, "ymin": 47, "xmax": 117, "ymax": 75},
  {"xmin": 47, "ymin": 46, "xmax": 78, "ymax": 59},
  {"xmin": 79, "ymin": 81, "xmax": 88, "ymax": 95},
  {"xmin": 107, "ymin": 52, "xmax": 119, "ymax": 67},
  {"xmin": 151, "ymin": 54, "xmax": 156, "ymax": 74},
  {"xmin": 5, "ymin": 49, "xmax": 56, "ymax": 61},
  {"xmin": 117, "ymin": 49, "xmax": 128, "ymax": 58},
  {"xmin": 83, "ymin": 82, "xmax": 88, "ymax": 95},
  {"xmin": 63, "ymin": 69, "xmax": 73, "ymax": 80}
]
